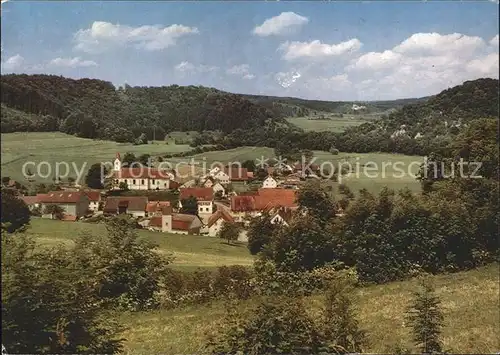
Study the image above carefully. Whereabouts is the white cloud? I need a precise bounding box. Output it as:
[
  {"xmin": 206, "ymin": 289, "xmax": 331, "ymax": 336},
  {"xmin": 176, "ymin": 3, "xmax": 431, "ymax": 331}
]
[
  {"xmin": 175, "ymin": 61, "xmax": 218, "ymax": 73},
  {"xmin": 490, "ymin": 34, "xmax": 499, "ymax": 47},
  {"xmin": 253, "ymin": 12, "xmax": 308, "ymax": 37},
  {"xmin": 274, "ymin": 31, "xmax": 498, "ymax": 100},
  {"xmin": 74, "ymin": 21, "xmax": 199, "ymax": 53},
  {"xmin": 226, "ymin": 64, "xmax": 255, "ymax": 80},
  {"xmin": 466, "ymin": 53, "xmax": 499, "ymax": 77},
  {"xmin": 393, "ymin": 32, "xmax": 485, "ymax": 57},
  {"xmin": 347, "ymin": 50, "xmax": 402, "ymax": 71},
  {"xmin": 1, "ymin": 54, "xmax": 24, "ymax": 70},
  {"xmin": 279, "ymin": 38, "xmax": 362, "ymax": 61},
  {"xmin": 49, "ymin": 57, "xmax": 97, "ymax": 68}
]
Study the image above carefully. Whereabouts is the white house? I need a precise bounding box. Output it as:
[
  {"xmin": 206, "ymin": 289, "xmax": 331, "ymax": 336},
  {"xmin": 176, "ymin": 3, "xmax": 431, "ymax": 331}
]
[
  {"xmin": 112, "ymin": 153, "xmax": 176, "ymax": 191},
  {"xmin": 262, "ymin": 176, "xmax": 278, "ymax": 189},
  {"xmin": 84, "ymin": 191, "xmax": 102, "ymax": 212},
  {"xmin": 205, "ymin": 209, "xmax": 235, "ymax": 237}
]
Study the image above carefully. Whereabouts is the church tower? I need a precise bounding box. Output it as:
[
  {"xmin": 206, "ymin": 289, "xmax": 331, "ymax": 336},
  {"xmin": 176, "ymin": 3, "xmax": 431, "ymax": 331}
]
[{"xmin": 114, "ymin": 152, "xmax": 121, "ymax": 172}]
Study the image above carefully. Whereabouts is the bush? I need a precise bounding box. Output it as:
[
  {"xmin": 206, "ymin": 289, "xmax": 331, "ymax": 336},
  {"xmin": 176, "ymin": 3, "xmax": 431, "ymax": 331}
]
[
  {"xmin": 208, "ymin": 296, "xmax": 330, "ymax": 355},
  {"xmin": 213, "ymin": 265, "xmax": 253, "ymax": 300}
]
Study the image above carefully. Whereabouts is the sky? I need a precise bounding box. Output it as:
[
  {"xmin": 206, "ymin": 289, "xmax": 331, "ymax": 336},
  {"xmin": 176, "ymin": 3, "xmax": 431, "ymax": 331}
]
[{"xmin": 1, "ymin": 1, "xmax": 498, "ymax": 101}]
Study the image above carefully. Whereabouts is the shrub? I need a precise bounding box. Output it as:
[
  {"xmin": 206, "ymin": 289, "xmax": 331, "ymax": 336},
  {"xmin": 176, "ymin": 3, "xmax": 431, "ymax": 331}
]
[{"xmin": 213, "ymin": 265, "xmax": 253, "ymax": 300}]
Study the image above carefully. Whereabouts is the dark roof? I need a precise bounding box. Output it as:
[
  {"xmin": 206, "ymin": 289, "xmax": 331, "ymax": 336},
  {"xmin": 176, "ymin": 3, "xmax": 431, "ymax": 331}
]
[
  {"xmin": 37, "ymin": 191, "xmax": 87, "ymax": 204},
  {"xmin": 104, "ymin": 196, "xmax": 148, "ymax": 212}
]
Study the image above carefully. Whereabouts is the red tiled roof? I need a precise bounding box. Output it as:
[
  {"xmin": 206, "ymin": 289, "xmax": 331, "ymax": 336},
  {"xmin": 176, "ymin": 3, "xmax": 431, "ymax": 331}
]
[
  {"xmin": 230, "ymin": 188, "xmax": 298, "ymax": 212},
  {"xmin": 223, "ymin": 167, "xmax": 249, "ymax": 181},
  {"xmin": 104, "ymin": 196, "xmax": 148, "ymax": 212},
  {"xmin": 179, "ymin": 187, "xmax": 213, "ymax": 201},
  {"xmin": 170, "ymin": 180, "xmax": 180, "ymax": 189},
  {"xmin": 231, "ymin": 195, "xmax": 256, "ymax": 212},
  {"xmin": 207, "ymin": 209, "xmax": 234, "ymax": 227},
  {"xmin": 37, "ymin": 191, "xmax": 86, "ymax": 204},
  {"xmin": 146, "ymin": 201, "xmax": 171, "ymax": 212},
  {"xmin": 114, "ymin": 168, "xmax": 172, "ymax": 179},
  {"xmin": 84, "ymin": 191, "xmax": 101, "ymax": 202},
  {"xmin": 20, "ymin": 195, "xmax": 39, "ymax": 205},
  {"xmin": 255, "ymin": 188, "xmax": 297, "ymax": 210},
  {"xmin": 171, "ymin": 213, "xmax": 198, "ymax": 231},
  {"xmin": 247, "ymin": 171, "xmax": 254, "ymax": 179},
  {"xmin": 149, "ymin": 216, "xmax": 162, "ymax": 227}
]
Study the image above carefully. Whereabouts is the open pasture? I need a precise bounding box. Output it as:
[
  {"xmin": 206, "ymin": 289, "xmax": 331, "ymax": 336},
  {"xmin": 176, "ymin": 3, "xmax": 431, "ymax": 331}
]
[
  {"xmin": 0, "ymin": 132, "xmax": 192, "ymax": 183},
  {"xmin": 118, "ymin": 263, "xmax": 499, "ymax": 354},
  {"xmin": 25, "ymin": 218, "xmax": 253, "ymax": 271}
]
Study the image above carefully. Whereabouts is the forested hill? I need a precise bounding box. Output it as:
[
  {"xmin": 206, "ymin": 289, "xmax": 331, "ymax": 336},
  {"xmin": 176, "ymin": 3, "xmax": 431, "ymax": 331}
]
[
  {"xmin": 332, "ymin": 77, "xmax": 499, "ymax": 155},
  {"xmin": 241, "ymin": 93, "xmax": 429, "ymax": 115},
  {"xmin": 0, "ymin": 74, "xmax": 286, "ymax": 142},
  {"xmin": 380, "ymin": 78, "xmax": 499, "ymax": 134}
]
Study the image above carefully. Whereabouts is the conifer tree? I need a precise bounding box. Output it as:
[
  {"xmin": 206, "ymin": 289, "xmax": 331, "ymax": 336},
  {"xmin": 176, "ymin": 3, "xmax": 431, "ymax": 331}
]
[{"xmin": 406, "ymin": 277, "xmax": 444, "ymax": 354}]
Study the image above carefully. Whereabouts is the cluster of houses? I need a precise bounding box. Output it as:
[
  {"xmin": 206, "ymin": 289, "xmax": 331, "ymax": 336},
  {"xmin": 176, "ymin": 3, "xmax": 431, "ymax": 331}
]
[{"xmin": 17, "ymin": 153, "xmax": 318, "ymax": 241}]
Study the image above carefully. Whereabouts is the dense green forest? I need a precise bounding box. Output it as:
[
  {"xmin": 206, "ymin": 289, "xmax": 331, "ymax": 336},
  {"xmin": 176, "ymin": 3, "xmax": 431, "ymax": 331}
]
[
  {"xmin": 1, "ymin": 75, "xmax": 497, "ymax": 159},
  {"xmin": 1, "ymin": 74, "xmax": 423, "ymax": 143}
]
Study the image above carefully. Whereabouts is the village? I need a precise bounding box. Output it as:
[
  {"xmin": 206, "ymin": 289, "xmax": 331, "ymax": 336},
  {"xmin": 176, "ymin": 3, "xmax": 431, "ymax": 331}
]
[{"xmin": 16, "ymin": 152, "xmax": 325, "ymax": 242}]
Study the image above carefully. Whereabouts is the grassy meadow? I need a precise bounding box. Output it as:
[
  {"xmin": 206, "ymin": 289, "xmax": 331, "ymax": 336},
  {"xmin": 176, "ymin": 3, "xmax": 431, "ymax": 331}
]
[
  {"xmin": 117, "ymin": 263, "xmax": 499, "ymax": 354},
  {"xmin": 313, "ymin": 151, "xmax": 423, "ymax": 194},
  {"xmin": 1, "ymin": 132, "xmax": 422, "ymax": 194},
  {"xmin": 27, "ymin": 218, "xmax": 253, "ymax": 271},
  {"xmin": 286, "ymin": 116, "xmax": 368, "ymax": 132},
  {"xmin": 1, "ymin": 132, "xmax": 193, "ymax": 184}
]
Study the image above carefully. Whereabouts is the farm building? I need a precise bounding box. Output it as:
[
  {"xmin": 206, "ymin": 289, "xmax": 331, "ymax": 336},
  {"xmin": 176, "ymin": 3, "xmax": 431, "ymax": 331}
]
[
  {"xmin": 37, "ymin": 191, "xmax": 90, "ymax": 220},
  {"xmin": 103, "ymin": 196, "xmax": 148, "ymax": 218}
]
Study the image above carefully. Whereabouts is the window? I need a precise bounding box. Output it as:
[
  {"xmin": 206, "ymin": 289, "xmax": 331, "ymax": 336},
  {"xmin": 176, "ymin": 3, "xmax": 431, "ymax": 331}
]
[
  {"xmin": 152, "ymin": 179, "xmax": 155, "ymax": 184},
  {"xmin": 164, "ymin": 183, "xmax": 167, "ymax": 187},
  {"xmin": 141, "ymin": 179, "xmax": 145, "ymax": 185},
  {"xmin": 133, "ymin": 179, "xmax": 136, "ymax": 184},
  {"xmin": 115, "ymin": 179, "xmax": 119, "ymax": 184}
]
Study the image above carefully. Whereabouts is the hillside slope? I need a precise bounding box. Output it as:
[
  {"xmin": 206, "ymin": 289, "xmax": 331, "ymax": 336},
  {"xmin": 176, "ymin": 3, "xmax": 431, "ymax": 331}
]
[
  {"xmin": 0, "ymin": 75, "xmax": 282, "ymax": 141},
  {"xmin": 381, "ymin": 78, "xmax": 499, "ymax": 134}
]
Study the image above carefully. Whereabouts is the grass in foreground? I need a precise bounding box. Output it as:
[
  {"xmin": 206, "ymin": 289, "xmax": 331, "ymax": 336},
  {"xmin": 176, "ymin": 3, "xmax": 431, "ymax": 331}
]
[
  {"xmin": 27, "ymin": 218, "xmax": 253, "ymax": 271},
  {"xmin": 118, "ymin": 263, "xmax": 499, "ymax": 354}
]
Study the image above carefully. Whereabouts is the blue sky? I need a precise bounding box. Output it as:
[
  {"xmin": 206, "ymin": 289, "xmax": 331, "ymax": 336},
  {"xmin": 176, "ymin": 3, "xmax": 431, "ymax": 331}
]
[{"xmin": 1, "ymin": 1, "xmax": 498, "ymax": 100}]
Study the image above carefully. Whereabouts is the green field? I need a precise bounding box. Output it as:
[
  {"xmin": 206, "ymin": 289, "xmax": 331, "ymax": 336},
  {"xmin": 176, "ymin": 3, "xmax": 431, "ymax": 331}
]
[
  {"xmin": 118, "ymin": 263, "xmax": 499, "ymax": 354},
  {"xmin": 27, "ymin": 218, "xmax": 253, "ymax": 271},
  {"xmin": 0, "ymin": 132, "xmax": 193, "ymax": 184},
  {"xmin": 1, "ymin": 132, "xmax": 422, "ymax": 194},
  {"xmin": 286, "ymin": 115, "xmax": 369, "ymax": 132},
  {"xmin": 312, "ymin": 151, "xmax": 423, "ymax": 194}
]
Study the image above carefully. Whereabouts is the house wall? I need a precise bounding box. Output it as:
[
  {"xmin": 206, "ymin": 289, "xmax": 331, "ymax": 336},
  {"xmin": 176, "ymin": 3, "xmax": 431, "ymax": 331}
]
[
  {"xmin": 88, "ymin": 201, "xmax": 99, "ymax": 212},
  {"xmin": 40, "ymin": 202, "xmax": 87, "ymax": 217},
  {"xmin": 208, "ymin": 218, "xmax": 223, "ymax": 237},
  {"xmin": 128, "ymin": 210, "xmax": 146, "ymax": 218},
  {"xmin": 262, "ymin": 177, "xmax": 277, "ymax": 188},
  {"xmin": 161, "ymin": 214, "xmax": 173, "ymax": 233},
  {"xmin": 198, "ymin": 201, "xmax": 213, "ymax": 214},
  {"xmin": 238, "ymin": 229, "xmax": 248, "ymax": 242},
  {"xmin": 115, "ymin": 177, "xmax": 171, "ymax": 191},
  {"xmin": 214, "ymin": 172, "xmax": 230, "ymax": 185}
]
